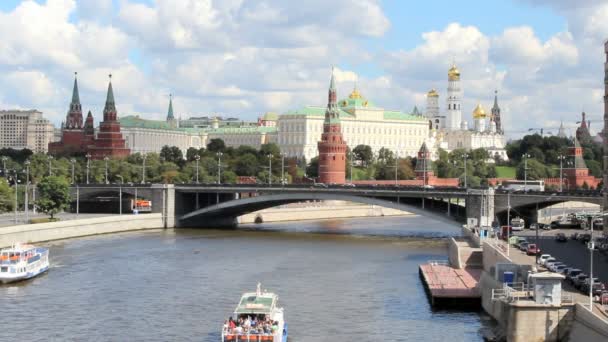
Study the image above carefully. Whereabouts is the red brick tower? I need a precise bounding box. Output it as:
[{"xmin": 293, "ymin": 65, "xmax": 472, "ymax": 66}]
[
  {"xmin": 88, "ymin": 75, "xmax": 130, "ymax": 159},
  {"xmin": 415, "ymin": 142, "xmax": 434, "ymax": 184},
  {"xmin": 49, "ymin": 73, "xmax": 87, "ymax": 155},
  {"xmin": 317, "ymin": 69, "xmax": 347, "ymax": 184}
]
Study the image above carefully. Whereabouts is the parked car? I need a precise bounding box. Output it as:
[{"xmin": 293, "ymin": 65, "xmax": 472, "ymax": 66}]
[
  {"xmin": 543, "ymin": 257, "xmax": 557, "ymax": 267},
  {"xmin": 553, "ymin": 265, "xmax": 568, "ymax": 274},
  {"xmin": 541, "ymin": 224, "xmax": 551, "ymax": 230},
  {"xmin": 579, "ymin": 234, "xmax": 591, "ymax": 244},
  {"xmin": 566, "ymin": 269, "xmax": 583, "ymax": 283},
  {"xmin": 548, "ymin": 262, "xmax": 566, "ymax": 272},
  {"xmin": 538, "ymin": 254, "xmax": 552, "ymax": 265},
  {"xmin": 580, "ymin": 278, "xmax": 602, "ymax": 294},
  {"xmin": 555, "ymin": 233, "xmax": 567, "ymax": 242},
  {"xmin": 519, "ymin": 242, "xmax": 530, "ymax": 251},
  {"xmin": 574, "ymin": 274, "xmax": 590, "ymax": 289},
  {"xmin": 514, "ymin": 237, "xmax": 527, "ymax": 248},
  {"xmin": 526, "ymin": 244, "xmax": 540, "ymax": 255},
  {"xmin": 570, "ymin": 232, "xmax": 579, "ymax": 240}
]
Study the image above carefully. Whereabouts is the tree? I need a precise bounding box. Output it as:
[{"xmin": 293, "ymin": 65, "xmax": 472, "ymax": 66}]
[
  {"xmin": 0, "ymin": 178, "xmax": 14, "ymax": 213},
  {"xmin": 306, "ymin": 157, "xmax": 319, "ymax": 178},
  {"xmin": 207, "ymin": 138, "xmax": 226, "ymax": 153},
  {"xmin": 160, "ymin": 145, "xmax": 184, "ymax": 165},
  {"xmin": 353, "ymin": 145, "xmax": 373, "ymax": 166},
  {"xmin": 36, "ymin": 176, "xmax": 70, "ymax": 219},
  {"xmin": 235, "ymin": 153, "xmax": 259, "ymax": 176},
  {"xmin": 186, "ymin": 147, "xmax": 200, "ymax": 161},
  {"xmin": 259, "ymin": 143, "xmax": 281, "ymax": 157},
  {"xmin": 516, "ymin": 159, "xmax": 550, "ymax": 180}
]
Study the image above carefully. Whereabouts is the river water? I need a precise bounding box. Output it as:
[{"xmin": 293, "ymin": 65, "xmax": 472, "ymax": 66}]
[{"xmin": 0, "ymin": 215, "xmax": 493, "ymax": 341}]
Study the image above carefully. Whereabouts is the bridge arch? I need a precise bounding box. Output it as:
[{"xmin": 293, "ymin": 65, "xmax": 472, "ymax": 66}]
[{"xmin": 178, "ymin": 192, "xmax": 460, "ymax": 228}]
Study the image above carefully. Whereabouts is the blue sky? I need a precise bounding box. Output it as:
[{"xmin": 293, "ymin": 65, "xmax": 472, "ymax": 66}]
[{"xmin": 0, "ymin": 0, "xmax": 604, "ymax": 138}]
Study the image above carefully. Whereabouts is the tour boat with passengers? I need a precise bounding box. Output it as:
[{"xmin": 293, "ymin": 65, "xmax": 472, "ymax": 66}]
[
  {"xmin": 0, "ymin": 243, "xmax": 49, "ymax": 284},
  {"xmin": 221, "ymin": 284, "xmax": 288, "ymax": 342}
]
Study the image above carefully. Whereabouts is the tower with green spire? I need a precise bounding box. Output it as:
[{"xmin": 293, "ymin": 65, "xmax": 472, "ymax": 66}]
[
  {"xmin": 88, "ymin": 74, "xmax": 130, "ymax": 159},
  {"xmin": 66, "ymin": 72, "xmax": 83, "ymax": 129},
  {"xmin": 166, "ymin": 94, "xmax": 177, "ymax": 128},
  {"xmin": 317, "ymin": 68, "xmax": 347, "ymax": 184}
]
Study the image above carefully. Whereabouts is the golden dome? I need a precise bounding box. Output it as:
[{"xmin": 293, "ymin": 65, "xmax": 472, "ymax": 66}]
[
  {"xmin": 448, "ymin": 63, "xmax": 460, "ymax": 81},
  {"xmin": 349, "ymin": 86, "xmax": 363, "ymax": 99},
  {"xmin": 472, "ymin": 103, "xmax": 486, "ymax": 119},
  {"xmin": 427, "ymin": 88, "xmax": 439, "ymax": 97}
]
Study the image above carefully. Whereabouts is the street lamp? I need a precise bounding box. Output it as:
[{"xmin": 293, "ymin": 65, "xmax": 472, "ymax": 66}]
[
  {"xmin": 462, "ymin": 153, "xmax": 469, "ymax": 188},
  {"xmin": 216, "ymin": 152, "xmax": 223, "ymax": 184},
  {"xmin": 116, "ymin": 175, "xmax": 123, "ymax": 215},
  {"xmin": 280, "ymin": 153, "xmax": 286, "ymax": 186},
  {"xmin": 267, "ymin": 154, "xmax": 273, "ymax": 186},
  {"xmin": 24, "ymin": 160, "xmax": 30, "ymax": 222},
  {"xmin": 557, "ymin": 154, "xmax": 566, "ymax": 192},
  {"xmin": 104, "ymin": 156, "xmax": 109, "ymax": 184},
  {"xmin": 522, "ymin": 153, "xmax": 530, "ymax": 191},
  {"xmin": 141, "ymin": 154, "xmax": 147, "ymax": 184},
  {"xmin": 85, "ymin": 153, "xmax": 91, "ymax": 184},
  {"xmin": 70, "ymin": 158, "xmax": 76, "ymax": 184},
  {"xmin": 48, "ymin": 155, "xmax": 54, "ymax": 176},
  {"xmin": 194, "ymin": 155, "xmax": 200, "ymax": 184}
]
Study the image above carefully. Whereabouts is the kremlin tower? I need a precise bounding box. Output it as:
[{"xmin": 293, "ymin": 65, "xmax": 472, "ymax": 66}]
[
  {"xmin": 88, "ymin": 75, "xmax": 130, "ymax": 159},
  {"xmin": 48, "ymin": 73, "xmax": 89, "ymax": 155},
  {"xmin": 317, "ymin": 69, "xmax": 347, "ymax": 184}
]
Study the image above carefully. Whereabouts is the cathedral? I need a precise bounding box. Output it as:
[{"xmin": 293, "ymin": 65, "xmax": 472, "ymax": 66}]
[{"xmin": 424, "ymin": 64, "xmax": 508, "ymax": 161}]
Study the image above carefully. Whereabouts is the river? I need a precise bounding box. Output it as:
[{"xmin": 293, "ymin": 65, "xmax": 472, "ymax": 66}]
[{"xmin": 0, "ymin": 215, "xmax": 494, "ymax": 341}]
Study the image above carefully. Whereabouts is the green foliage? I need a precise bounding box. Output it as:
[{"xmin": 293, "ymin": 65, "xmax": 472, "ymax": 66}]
[
  {"xmin": 516, "ymin": 159, "xmax": 551, "ymax": 180},
  {"xmin": 160, "ymin": 145, "xmax": 184, "ymax": 166},
  {"xmin": 306, "ymin": 157, "xmax": 319, "ymax": 178},
  {"xmin": 36, "ymin": 176, "xmax": 70, "ymax": 219},
  {"xmin": 0, "ymin": 178, "xmax": 14, "ymax": 213},
  {"xmin": 352, "ymin": 144, "xmax": 373, "ymax": 166},
  {"xmin": 207, "ymin": 138, "xmax": 226, "ymax": 153},
  {"xmin": 495, "ymin": 166, "xmax": 516, "ymax": 178}
]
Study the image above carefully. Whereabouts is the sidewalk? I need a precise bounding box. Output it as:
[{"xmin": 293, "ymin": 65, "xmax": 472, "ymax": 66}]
[{"xmin": 0, "ymin": 212, "xmax": 116, "ymax": 228}]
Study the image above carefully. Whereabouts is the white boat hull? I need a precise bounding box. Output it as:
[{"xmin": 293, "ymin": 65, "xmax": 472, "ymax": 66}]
[{"xmin": 0, "ymin": 264, "xmax": 49, "ymax": 284}]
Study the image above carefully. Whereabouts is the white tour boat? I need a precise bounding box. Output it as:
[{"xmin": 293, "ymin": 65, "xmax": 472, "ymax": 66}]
[
  {"xmin": 221, "ymin": 284, "xmax": 288, "ymax": 342},
  {"xmin": 0, "ymin": 243, "xmax": 49, "ymax": 284}
]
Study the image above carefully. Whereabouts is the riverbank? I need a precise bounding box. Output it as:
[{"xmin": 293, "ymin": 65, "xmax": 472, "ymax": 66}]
[
  {"xmin": 238, "ymin": 201, "xmax": 413, "ymax": 224},
  {"xmin": 0, "ymin": 214, "xmax": 164, "ymax": 248}
]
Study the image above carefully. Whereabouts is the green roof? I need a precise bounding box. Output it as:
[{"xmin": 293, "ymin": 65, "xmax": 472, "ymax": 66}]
[
  {"xmin": 383, "ymin": 110, "xmax": 426, "ymax": 121},
  {"xmin": 262, "ymin": 112, "xmax": 278, "ymax": 121},
  {"xmin": 120, "ymin": 115, "xmax": 177, "ymax": 130},
  {"xmin": 208, "ymin": 126, "xmax": 277, "ymax": 135},
  {"xmin": 283, "ymin": 106, "xmax": 353, "ymax": 118}
]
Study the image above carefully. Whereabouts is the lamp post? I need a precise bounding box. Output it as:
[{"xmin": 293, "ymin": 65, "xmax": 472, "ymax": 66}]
[
  {"xmin": 267, "ymin": 154, "xmax": 273, "ymax": 186},
  {"xmin": 281, "ymin": 153, "xmax": 286, "ymax": 186},
  {"xmin": 24, "ymin": 160, "xmax": 30, "ymax": 223},
  {"xmin": 141, "ymin": 154, "xmax": 147, "ymax": 184},
  {"xmin": 522, "ymin": 153, "xmax": 530, "ymax": 191},
  {"xmin": 104, "ymin": 156, "xmax": 109, "ymax": 184},
  {"xmin": 86, "ymin": 153, "xmax": 91, "ymax": 184},
  {"xmin": 394, "ymin": 150, "xmax": 399, "ymax": 186},
  {"xmin": 557, "ymin": 154, "xmax": 566, "ymax": 192},
  {"xmin": 349, "ymin": 151, "xmax": 354, "ymax": 184},
  {"xmin": 48, "ymin": 155, "xmax": 53, "ymax": 176},
  {"xmin": 70, "ymin": 158, "xmax": 76, "ymax": 184},
  {"xmin": 13, "ymin": 170, "xmax": 19, "ymax": 224},
  {"xmin": 216, "ymin": 152, "xmax": 223, "ymax": 184},
  {"xmin": 462, "ymin": 153, "xmax": 469, "ymax": 188},
  {"xmin": 116, "ymin": 175, "xmax": 123, "ymax": 215},
  {"xmin": 193, "ymin": 155, "xmax": 200, "ymax": 184}
]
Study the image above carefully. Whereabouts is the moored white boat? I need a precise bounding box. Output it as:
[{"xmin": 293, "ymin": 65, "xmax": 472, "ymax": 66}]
[
  {"xmin": 0, "ymin": 243, "xmax": 49, "ymax": 284},
  {"xmin": 221, "ymin": 284, "xmax": 288, "ymax": 342}
]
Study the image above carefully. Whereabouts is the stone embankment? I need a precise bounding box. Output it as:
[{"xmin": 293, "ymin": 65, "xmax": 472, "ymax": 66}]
[
  {"xmin": 239, "ymin": 201, "xmax": 412, "ymax": 224},
  {"xmin": 0, "ymin": 214, "xmax": 163, "ymax": 248}
]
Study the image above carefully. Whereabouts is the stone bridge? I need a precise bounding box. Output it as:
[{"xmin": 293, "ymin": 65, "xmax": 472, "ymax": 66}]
[{"xmin": 69, "ymin": 184, "xmax": 603, "ymax": 228}]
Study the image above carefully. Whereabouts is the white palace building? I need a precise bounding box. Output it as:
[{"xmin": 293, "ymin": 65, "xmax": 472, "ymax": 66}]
[{"xmin": 114, "ymin": 63, "xmax": 507, "ymax": 162}]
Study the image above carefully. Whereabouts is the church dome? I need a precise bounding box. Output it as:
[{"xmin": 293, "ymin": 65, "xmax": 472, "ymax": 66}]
[
  {"xmin": 349, "ymin": 86, "xmax": 363, "ymax": 99},
  {"xmin": 427, "ymin": 89, "xmax": 439, "ymax": 97},
  {"xmin": 472, "ymin": 103, "xmax": 486, "ymax": 119},
  {"xmin": 448, "ymin": 64, "xmax": 460, "ymax": 81}
]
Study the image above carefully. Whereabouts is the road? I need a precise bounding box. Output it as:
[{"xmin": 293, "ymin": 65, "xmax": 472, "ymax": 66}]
[{"xmin": 0, "ymin": 212, "xmax": 115, "ymax": 228}]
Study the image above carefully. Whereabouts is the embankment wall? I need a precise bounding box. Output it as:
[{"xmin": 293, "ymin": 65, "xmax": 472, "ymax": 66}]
[
  {"xmin": 568, "ymin": 303, "xmax": 608, "ymax": 341},
  {"xmin": 0, "ymin": 214, "xmax": 164, "ymax": 248}
]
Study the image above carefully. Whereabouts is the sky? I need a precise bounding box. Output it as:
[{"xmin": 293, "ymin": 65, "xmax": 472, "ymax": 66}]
[{"xmin": 0, "ymin": 0, "xmax": 607, "ymax": 139}]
